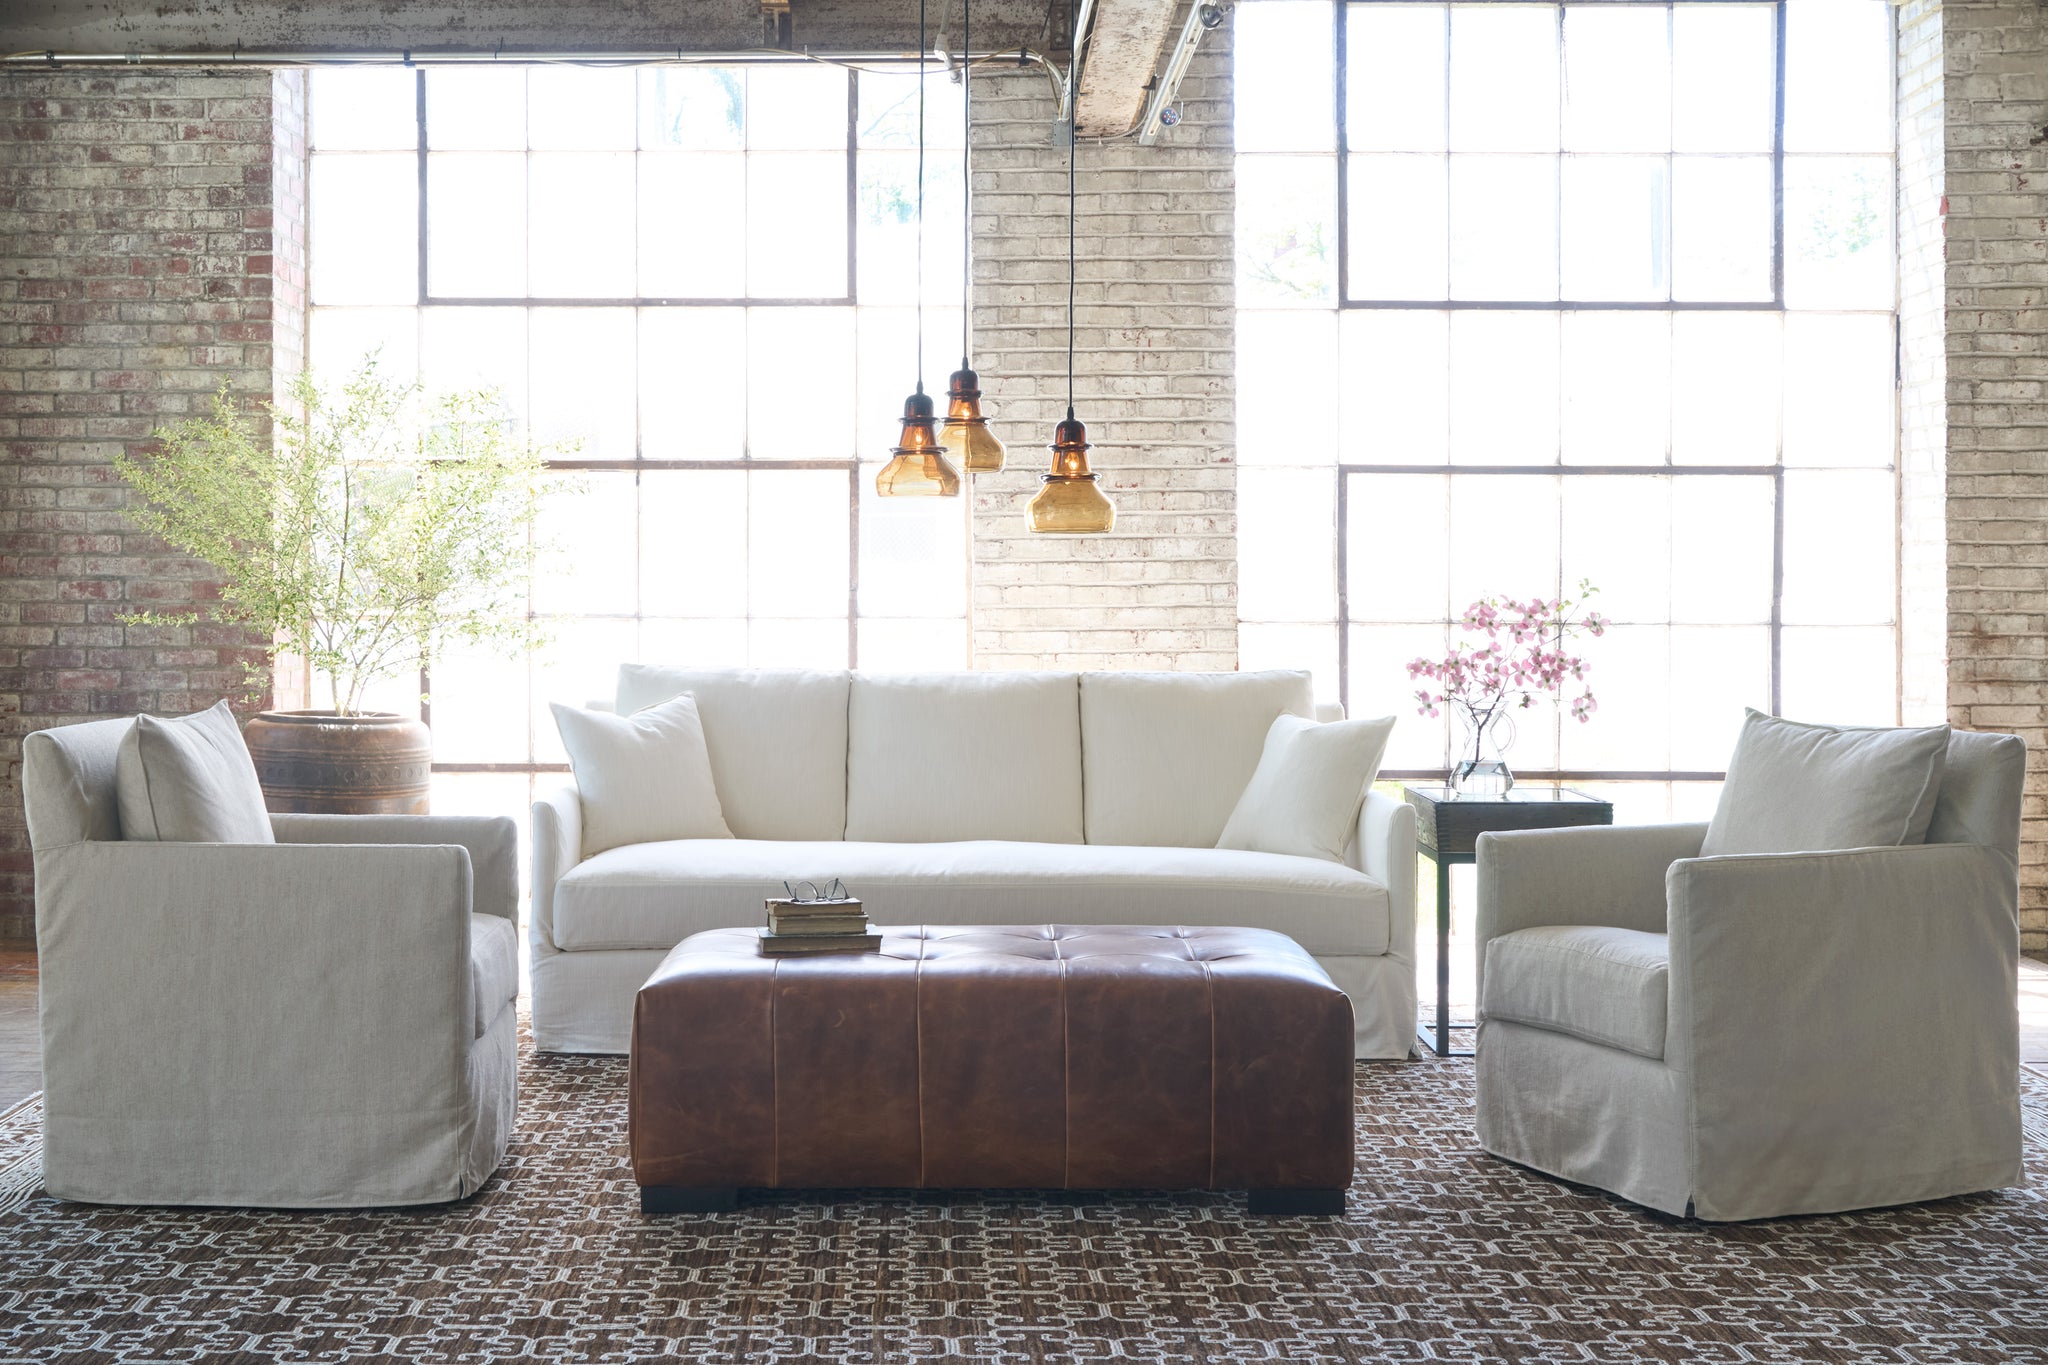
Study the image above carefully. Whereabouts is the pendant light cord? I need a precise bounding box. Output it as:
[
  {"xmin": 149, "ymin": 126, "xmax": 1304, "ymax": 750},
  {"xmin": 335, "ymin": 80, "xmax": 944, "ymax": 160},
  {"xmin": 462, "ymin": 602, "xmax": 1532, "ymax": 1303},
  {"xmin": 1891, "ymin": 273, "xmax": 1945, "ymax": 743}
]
[
  {"xmin": 1066, "ymin": 0, "xmax": 1077, "ymax": 423},
  {"xmin": 961, "ymin": 0, "xmax": 971, "ymax": 369},
  {"xmin": 917, "ymin": 0, "xmax": 926, "ymax": 393}
]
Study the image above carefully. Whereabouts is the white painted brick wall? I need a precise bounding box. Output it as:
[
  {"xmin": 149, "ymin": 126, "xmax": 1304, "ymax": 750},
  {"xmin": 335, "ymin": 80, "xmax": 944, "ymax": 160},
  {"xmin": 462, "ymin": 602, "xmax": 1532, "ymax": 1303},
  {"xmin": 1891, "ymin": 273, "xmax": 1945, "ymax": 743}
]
[
  {"xmin": 966, "ymin": 18, "xmax": 1237, "ymax": 672},
  {"xmin": 1945, "ymin": 0, "xmax": 2048, "ymax": 949}
]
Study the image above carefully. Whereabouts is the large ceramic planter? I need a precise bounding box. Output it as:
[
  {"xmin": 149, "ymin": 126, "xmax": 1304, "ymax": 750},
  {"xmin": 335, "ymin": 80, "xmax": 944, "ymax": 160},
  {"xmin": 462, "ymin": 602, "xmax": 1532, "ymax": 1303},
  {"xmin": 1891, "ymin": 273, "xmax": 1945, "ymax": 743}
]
[{"xmin": 243, "ymin": 711, "xmax": 433, "ymax": 815}]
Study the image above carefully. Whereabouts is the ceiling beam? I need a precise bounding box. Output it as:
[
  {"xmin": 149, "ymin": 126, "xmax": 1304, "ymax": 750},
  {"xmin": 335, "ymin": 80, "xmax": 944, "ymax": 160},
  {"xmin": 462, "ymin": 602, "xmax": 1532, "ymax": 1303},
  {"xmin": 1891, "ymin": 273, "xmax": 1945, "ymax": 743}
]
[
  {"xmin": 0, "ymin": 0, "xmax": 1059, "ymax": 59},
  {"xmin": 1071, "ymin": 0, "xmax": 1180, "ymax": 137}
]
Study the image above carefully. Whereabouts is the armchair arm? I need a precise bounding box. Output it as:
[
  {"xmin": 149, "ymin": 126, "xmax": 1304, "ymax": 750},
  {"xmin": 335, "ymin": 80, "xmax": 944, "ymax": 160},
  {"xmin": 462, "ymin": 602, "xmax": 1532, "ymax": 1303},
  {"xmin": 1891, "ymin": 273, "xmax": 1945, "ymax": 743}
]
[
  {"xmin": 1476, "ymin": 822, "xmax": 1706, "ymax": 994},
  {"xmin": 1665, "ymin": 842, "xmax": 2020, "ymax": 1219},
  {"xmin": 271, "ymin": 813, "xmax": 518, "ymax": 924},
  {"xmin": 34, "ymin": 840, "xmax": 475, "ymax": 1142},
  {"xmin": 1351, "ymin": 789, "xmax": 1417, "ymax": 960},
  {"xmin": 530, "ymin": 784, "xmax": 583, "ymax": 956}
]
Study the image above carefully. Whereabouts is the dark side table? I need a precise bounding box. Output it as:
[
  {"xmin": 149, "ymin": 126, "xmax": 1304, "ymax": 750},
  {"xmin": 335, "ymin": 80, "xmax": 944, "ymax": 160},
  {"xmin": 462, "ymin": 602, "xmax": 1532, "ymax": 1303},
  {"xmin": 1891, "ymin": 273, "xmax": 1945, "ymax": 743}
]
[{"xmin": 1403, "ymin": 784, "xmax": 1614, "ymax": 1058}]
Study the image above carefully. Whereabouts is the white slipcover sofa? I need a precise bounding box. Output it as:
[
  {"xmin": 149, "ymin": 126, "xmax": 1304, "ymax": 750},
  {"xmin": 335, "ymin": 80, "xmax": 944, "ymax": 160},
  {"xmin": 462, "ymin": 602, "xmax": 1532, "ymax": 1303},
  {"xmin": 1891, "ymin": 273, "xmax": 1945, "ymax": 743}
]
[{"xmin": 531, "ymin": 666, "xmax": 1418, "ymax": 1058}]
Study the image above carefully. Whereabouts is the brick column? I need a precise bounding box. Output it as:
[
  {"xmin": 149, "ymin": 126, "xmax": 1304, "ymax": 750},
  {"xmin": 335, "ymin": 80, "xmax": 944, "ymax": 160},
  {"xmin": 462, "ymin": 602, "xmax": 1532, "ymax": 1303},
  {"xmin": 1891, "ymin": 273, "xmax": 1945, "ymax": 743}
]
[
  {"xmin": 967, "ymin": 18, "xmax": 1237, "ymax": 670},
  {"xmin": 1944, "ymin": 0, "xmax": 2048, "ymax": 951},
  {"xmin": 0, "ymin": 68, "xmax": 307, "ymax": 942}
]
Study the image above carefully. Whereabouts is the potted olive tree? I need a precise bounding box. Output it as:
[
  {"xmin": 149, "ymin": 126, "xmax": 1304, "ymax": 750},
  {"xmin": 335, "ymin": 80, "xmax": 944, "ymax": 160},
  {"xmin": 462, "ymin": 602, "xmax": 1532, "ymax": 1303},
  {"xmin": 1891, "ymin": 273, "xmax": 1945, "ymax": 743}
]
[{"xmin": 116, "ymin": 360, "xmax": 558, "ymax": 813}]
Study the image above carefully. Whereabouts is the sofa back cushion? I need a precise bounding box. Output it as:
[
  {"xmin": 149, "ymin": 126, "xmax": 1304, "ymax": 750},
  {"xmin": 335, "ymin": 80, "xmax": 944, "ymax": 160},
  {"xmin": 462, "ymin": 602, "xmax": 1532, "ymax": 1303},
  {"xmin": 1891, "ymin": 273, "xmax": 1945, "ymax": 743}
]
[
  {"xmin": 845, "ymin": 672, "xmax": 1083, "ymax": 843},
  {"xmin": 1079, "ymin": 670, "xmax": 1315, "ymax": 847},
  {"xmin": 615, "ymin": 665, "xmax": 849, "ymax": 841}
]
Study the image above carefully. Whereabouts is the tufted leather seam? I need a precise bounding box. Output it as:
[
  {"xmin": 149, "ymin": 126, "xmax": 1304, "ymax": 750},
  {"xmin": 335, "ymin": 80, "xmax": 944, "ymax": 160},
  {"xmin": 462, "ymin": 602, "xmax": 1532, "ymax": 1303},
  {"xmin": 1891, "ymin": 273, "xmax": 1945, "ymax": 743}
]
[
  {"xmin": 769, "ymin": 958, "xmax": 780, "ymax": 1188},
  {"xmin": 915, "ymin": 927, "xmax": 927, "ymax": 1189},
  {"xmin": 1185, "ymin": 927, "xmax": 1217, "ymax": 1192},
  {"xmin": 1056, "ymin": 930, "xmax": 1070, "ymax": 1191}
]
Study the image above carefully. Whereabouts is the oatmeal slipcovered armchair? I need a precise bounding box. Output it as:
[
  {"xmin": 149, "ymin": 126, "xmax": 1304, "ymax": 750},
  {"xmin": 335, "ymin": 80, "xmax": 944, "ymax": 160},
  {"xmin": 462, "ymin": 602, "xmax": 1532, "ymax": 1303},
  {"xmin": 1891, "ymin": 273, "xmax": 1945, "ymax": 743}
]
[
  {"xmin": 1473, "ymin": 723, "xmax": 2025, "ymax": 1222},
  {"xmin": 23, "ymin": 716, "xmax": 519, "ymax": 1209}
]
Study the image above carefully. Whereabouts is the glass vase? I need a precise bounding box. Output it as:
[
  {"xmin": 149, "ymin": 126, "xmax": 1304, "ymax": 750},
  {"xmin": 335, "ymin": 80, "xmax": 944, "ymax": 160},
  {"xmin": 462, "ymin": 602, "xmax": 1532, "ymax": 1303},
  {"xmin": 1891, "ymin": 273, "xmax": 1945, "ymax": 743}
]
[{"xmin": 1449, "ymin": 703, "xmax": 1516, "ymax": 796}]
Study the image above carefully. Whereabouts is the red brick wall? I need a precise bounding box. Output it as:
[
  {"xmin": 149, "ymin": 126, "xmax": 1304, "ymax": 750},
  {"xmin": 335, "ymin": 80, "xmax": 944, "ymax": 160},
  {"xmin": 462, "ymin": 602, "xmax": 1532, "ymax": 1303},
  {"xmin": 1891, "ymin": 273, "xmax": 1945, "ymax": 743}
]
[{"xmin": 0, "ymin": 68, "xmax": 307, "ymax": 941}]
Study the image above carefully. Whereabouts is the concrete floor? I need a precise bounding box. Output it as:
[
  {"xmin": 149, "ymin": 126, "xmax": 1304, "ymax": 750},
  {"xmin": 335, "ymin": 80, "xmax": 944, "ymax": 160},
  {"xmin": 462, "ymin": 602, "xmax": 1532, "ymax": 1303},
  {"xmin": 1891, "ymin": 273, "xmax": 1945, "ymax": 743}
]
[{"xmin": 1, "ymin": 951, "xmax": 2045, "ymax": 1113}]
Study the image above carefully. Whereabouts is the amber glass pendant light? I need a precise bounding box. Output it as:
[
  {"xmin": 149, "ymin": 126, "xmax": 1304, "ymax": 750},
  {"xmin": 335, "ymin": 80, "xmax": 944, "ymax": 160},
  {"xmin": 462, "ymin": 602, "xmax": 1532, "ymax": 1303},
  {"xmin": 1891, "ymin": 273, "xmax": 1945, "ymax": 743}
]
[
  {"xmin": 876, "ymin": 0, "xmax": 963, "ymax": 498},
  {"xmin": 877, "ymin": 387, "xmax": 961, "ymax": 495},
  {"xmin": 1027, "ymin": 13, "xmax": 1114, "ymax": 536},
  {"xmin": 941, "ymin": 0, "xmax": 1005, "ymax": 473}
]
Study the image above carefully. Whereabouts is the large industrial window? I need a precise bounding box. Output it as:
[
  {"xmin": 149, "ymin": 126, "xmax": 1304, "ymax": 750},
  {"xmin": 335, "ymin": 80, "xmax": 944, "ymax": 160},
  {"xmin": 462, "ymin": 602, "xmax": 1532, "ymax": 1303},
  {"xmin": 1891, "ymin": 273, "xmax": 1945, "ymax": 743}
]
[
  {"xmin": 306, "ymin": 64, "xmax": 970, "ymax": 817},
  {"xmin": 1235, "ymin": 0, "xmax": 1899, "ymax": 823}
]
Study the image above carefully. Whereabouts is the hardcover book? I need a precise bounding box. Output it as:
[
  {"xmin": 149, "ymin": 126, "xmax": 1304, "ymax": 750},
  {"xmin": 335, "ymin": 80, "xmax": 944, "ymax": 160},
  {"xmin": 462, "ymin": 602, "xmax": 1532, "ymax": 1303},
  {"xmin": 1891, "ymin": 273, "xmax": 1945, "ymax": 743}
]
[{"xmin": 758, "ymin": 929, "xmax": 885, "ymax": 957}]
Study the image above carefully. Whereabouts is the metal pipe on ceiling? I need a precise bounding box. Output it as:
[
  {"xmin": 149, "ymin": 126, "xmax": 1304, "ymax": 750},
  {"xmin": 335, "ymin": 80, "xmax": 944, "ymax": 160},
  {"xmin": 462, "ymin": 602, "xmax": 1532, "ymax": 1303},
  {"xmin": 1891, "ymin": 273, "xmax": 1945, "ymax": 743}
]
[
  {"xmin": 1136, "ymin": 2, "xmax": 1224, "ymax": 145},
  {"xmin": 0, "ymin": 46, "xmax": 1057, "ymax": 71}
]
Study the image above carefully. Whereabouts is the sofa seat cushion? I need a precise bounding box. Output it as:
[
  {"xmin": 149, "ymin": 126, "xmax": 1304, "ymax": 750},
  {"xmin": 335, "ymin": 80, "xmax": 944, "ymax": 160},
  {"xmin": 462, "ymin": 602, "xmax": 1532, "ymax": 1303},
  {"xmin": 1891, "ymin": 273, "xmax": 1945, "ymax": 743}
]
[
  {"xmin": 470, "ymin": 913, "xmax": 519, "ymax": 1040},
  {"xmin": 1481, "ymin": 925, "xmax": 1669, "ymax": 1059},
  {"xmin": 551, "ymin": 840, "xmax": 1392, "ymax": 958}
]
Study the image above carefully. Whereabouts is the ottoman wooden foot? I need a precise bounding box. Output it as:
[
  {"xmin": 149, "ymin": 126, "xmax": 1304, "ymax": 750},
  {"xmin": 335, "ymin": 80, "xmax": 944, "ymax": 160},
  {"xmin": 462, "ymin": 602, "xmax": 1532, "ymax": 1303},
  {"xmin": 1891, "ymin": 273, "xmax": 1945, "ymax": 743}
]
[
  {"xmin": 1248, "ymin": 1188, "xmax": 1346, "ymax": 1216},
  {"xmin": 641, "ymin": 1185, "xmax": 738, "ymax": 1215}
]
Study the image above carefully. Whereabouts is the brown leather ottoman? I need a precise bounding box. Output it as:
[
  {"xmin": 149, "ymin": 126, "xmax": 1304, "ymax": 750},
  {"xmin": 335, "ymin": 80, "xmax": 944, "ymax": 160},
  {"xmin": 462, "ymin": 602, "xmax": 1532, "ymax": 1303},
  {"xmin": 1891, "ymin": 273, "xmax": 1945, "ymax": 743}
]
[{"xmin": 629, "ymin": 924, "xmax": 1355, "ymax": 1215}]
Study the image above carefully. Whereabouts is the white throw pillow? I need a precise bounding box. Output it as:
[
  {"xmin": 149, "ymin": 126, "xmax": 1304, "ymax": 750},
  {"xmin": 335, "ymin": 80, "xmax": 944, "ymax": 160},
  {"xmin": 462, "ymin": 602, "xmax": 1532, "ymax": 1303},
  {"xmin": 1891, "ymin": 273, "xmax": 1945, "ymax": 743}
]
[
  {"xmin": 1215, "ymin": 714, "xmax": 1397, "ymax": 863},
  {"xmin": 550, "ymin": 694, "xmax": 733, "ymax": 856},
  {"xmin": 116, "ymin": 700, "xmax": 275, "ymax": 843},
  {"xmin": 1701, "ymin": 709, "xmax": 1950, "ymax": 857},
  {"xmin": 614, "ymin": 666, "xmax": 851, "ymax": 840}
]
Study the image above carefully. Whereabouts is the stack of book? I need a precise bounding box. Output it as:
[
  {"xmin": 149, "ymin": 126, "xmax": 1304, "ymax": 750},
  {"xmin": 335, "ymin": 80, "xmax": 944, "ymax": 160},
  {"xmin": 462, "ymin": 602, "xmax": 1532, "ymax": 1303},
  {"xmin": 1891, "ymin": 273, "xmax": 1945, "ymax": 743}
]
[{"xmin": 759, "ymin": 895, "xmax": 881, "ymax": 956}]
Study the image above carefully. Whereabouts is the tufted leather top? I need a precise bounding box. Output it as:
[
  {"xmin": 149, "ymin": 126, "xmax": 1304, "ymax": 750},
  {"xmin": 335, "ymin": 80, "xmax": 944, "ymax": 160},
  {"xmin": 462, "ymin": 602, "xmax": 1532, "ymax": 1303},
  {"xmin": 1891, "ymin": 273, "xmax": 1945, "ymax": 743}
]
[{"xmin": 629, "ymin": 924, "xmax": 1356, "ymax": 1195}]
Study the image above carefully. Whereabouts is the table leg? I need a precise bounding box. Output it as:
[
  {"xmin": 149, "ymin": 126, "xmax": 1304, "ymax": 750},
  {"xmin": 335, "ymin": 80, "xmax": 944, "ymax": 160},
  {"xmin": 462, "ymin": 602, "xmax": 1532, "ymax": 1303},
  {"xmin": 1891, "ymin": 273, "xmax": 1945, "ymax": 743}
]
[
  {"xmin": 1437, "ymin": 853, "xmax": 1453, "ymax": 1054},
  {"xmin": 1416, "ymin": 850, "xmax": 1470, "ymax": 1058}
]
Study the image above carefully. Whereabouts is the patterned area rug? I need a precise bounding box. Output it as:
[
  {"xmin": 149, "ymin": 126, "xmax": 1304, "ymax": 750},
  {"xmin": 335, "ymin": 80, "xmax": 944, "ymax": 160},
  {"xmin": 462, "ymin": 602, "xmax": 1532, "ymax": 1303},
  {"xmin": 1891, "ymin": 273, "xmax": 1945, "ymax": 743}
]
[{"xmin": 2, "ymin": 1049, "xmax": 2045, "ymax": 1363}]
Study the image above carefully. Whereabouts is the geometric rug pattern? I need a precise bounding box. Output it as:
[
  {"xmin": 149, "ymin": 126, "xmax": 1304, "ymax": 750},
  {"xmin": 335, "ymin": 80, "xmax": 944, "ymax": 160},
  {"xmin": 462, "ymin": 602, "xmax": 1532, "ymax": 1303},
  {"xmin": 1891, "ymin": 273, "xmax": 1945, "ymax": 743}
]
[{"xmin": 2, "ymin": 1046, "xmax": 2045, "ymax": 1363}]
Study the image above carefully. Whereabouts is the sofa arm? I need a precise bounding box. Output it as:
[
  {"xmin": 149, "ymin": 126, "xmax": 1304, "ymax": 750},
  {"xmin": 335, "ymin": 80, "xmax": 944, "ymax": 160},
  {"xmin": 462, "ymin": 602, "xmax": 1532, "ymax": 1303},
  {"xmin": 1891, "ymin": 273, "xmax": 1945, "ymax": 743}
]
[
  {"xmin": 1475, "ymin": 822, "xmax": 1706, "ymax": 980},
  {"xmin": 271, "ymin": 813, "xmax": 519, "ymax": 925},
  {"xmin": 531, "ymin": 784, "xmax": 583, "ymax": 956},
  {"xmin": 34, "ymin": 839, "xmax": 476, "ymax": 1139},
  {"xmin": 1665, "ymin": 842, "xmax": 2020, "ymax": 1219},
  {"xmin": 1352, "ymin": 789, "xmax": 1417, "ymax": 960}
]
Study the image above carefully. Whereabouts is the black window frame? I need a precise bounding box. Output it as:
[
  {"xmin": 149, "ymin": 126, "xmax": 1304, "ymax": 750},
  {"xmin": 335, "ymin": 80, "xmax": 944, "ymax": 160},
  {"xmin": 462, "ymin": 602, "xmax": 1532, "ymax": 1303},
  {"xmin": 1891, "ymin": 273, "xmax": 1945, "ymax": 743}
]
[{"xmin": 1311, "ymin": 0, "xmax": 1900, "ymax": 786}]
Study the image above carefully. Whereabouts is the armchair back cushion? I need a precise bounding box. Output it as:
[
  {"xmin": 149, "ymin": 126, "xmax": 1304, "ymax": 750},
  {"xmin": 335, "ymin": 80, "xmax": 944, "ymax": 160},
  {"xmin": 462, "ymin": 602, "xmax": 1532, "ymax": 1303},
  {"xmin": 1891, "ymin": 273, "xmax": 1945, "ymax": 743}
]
[
  {"xmin": 1079, "ymin": 670, "xmax": 1314, "ymax": 848},
  {"xmin": 1701, "ymin": 709, "xmax": 1948, "ymax": 857},
  {"xmin": 845, "ymin": 672, "xmax": 1083, "ymax": 844},
  {"xmin": 1925, "ymin": 728, "xmax": 2028, "ymax": 863},
  {"xmin": 114, "ymin": 701, "xmax": 274, "ymax": 844},
  {"xmin": 615, "ymin": 666, "xmax": 849, "ymax": 841},
  {"xmin": 22, "ymin": 715, "xmax": 130, "ymax": 849}
]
